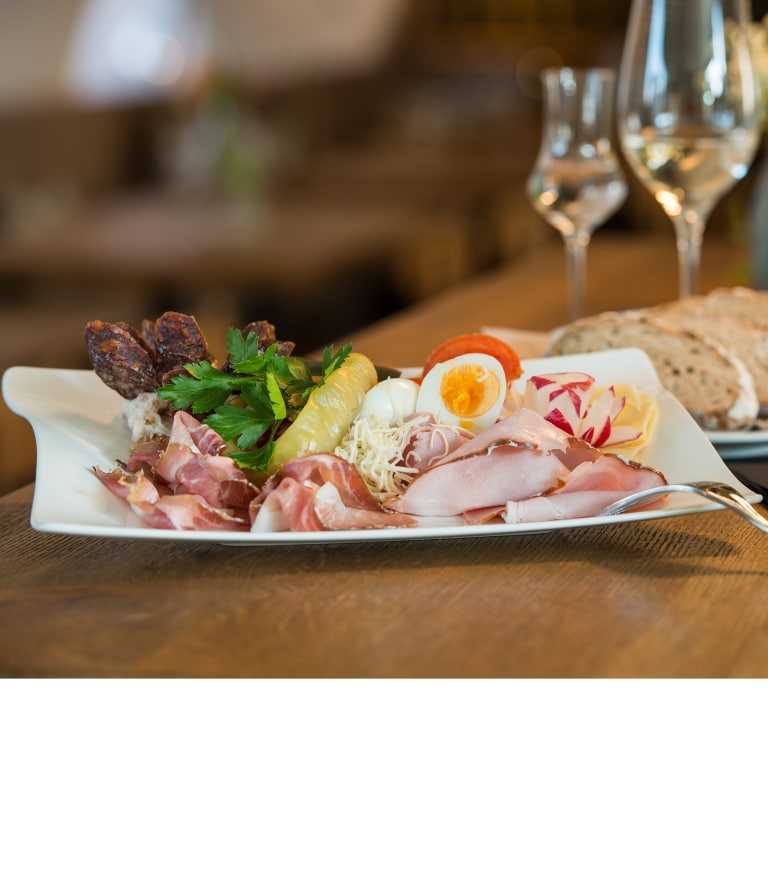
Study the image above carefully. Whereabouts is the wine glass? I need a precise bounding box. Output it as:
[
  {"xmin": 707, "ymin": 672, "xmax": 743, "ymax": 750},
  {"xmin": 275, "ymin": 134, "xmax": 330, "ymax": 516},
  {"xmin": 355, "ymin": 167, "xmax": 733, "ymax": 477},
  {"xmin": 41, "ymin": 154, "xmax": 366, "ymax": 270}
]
[
  {"xmin": 617, "ymin": 0, "xmax": 763, "ymax": 299},
  {"xmin": 526, "ymin": 67, "xmax": 628, "ymax": 320}
]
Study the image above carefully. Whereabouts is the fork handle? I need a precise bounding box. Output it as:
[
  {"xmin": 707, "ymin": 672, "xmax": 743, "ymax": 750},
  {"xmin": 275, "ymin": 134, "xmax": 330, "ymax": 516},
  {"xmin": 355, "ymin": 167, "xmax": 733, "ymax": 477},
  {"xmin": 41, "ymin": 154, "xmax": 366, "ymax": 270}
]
[{"xmin": 700, "ymin": 483, "xmax": 768, "ymax": 533}]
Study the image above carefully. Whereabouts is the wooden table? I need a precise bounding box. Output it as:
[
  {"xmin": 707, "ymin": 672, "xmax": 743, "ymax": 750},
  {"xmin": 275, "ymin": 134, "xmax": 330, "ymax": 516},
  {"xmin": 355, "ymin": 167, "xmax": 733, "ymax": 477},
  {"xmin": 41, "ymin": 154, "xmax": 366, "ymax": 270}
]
[
  {"xmin": 2, "ymin": 233, "xmax": 767, "ymax": 678},
  {"xmin": 345, "ymin": 230, "xmax": 754, "ymax": 363}
]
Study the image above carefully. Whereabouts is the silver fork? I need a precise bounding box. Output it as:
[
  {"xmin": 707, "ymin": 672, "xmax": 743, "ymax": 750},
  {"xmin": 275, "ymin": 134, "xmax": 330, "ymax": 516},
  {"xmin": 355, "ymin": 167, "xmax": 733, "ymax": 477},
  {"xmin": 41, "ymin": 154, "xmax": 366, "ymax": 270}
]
[{"xmin": 599, "ymin": 481, "xmax": 768, "ymax": 533}]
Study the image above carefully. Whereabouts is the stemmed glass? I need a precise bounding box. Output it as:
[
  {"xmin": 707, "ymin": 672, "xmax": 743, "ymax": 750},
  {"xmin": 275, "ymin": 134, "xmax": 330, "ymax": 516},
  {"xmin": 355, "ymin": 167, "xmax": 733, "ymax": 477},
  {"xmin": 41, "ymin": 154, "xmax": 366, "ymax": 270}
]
[
  {"xmin": 526, "ymin": 67, "xmax": 628, "ymax": 320},
  {"xmin": 617, "ymin": 0, "xmax": 763, "ymax": 299}
]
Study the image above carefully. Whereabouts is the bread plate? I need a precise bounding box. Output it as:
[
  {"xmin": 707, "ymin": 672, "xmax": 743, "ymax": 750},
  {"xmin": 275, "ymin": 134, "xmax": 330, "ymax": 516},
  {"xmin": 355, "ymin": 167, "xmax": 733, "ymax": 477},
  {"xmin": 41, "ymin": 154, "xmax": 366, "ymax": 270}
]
[
  {"xmin": 2, "ymin": 348, "xmax": 760, "ymax": 544},
  {"xmin": 704, "ymin": 428, "xmax": 768, "ymax": 460}
]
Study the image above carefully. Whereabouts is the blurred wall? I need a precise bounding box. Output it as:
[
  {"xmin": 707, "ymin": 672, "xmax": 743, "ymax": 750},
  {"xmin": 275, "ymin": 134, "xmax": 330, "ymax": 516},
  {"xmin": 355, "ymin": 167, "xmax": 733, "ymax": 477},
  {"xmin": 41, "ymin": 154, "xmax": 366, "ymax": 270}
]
[
  {"xmin": 2, "ymin": 0, "xmax": 766, "ymax": 114},
  {"xmin": 0, "ymin": 0, "xmax": 410, "ymax": 111},
  {"xmin": 0, "ymin": 0, "xmax": 83, "ymax": 109}
]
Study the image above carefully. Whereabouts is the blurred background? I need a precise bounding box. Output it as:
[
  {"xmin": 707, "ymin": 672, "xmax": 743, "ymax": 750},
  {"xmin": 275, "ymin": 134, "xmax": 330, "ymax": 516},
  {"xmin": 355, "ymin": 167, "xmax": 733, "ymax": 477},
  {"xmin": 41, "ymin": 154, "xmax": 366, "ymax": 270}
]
[{"xmin": 1, "ymin": 0, "xmax": 768, "ymax": 493}]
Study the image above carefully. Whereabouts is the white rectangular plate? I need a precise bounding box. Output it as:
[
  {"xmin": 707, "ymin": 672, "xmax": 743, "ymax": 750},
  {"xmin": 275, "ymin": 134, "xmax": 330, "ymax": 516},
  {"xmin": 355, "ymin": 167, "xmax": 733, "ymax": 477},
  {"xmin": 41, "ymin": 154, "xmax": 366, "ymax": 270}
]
[{"xmin": 2, "ymin": 348, "xmax": 760, "ymax": 544}]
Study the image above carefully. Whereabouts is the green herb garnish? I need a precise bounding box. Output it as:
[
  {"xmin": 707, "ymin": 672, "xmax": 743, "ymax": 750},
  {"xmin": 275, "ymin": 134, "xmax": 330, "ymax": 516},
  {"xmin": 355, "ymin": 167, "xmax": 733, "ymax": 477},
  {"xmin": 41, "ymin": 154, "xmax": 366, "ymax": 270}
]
[{"xmin": 157, "ymin": 330, "xmax": 352, "ymax": 472}]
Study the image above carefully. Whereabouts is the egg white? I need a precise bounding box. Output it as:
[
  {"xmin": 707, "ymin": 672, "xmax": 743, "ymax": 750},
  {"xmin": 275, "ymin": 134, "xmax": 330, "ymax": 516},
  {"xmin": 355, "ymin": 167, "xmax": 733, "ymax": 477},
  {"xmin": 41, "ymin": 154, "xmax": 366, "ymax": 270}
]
[
  {"xmin": 358, "ymin": 377, "xmax": 420, "ymax": 426},
  {"xmin": 416, "ymin": 353, "xmax": 507, "ymax": 433}
]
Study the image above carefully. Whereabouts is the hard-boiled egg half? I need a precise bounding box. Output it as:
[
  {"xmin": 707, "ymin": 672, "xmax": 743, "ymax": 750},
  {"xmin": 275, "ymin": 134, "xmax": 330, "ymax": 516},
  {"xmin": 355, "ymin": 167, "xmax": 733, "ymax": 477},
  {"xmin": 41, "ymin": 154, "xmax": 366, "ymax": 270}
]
[
  {"xmin": 358, "ymin": 377, "xmax": 420, "ymax": 426},
  {"xmin": 416, "ymin": 353, "xmax": 507, "ymax": 433}
]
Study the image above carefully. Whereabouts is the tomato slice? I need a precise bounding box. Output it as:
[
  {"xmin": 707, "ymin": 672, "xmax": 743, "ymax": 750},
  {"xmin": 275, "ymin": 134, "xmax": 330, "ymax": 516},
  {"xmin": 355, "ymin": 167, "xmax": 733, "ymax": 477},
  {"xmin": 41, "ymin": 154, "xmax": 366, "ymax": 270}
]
[{"xmin": 421, "ymin": 333, "xmax": 522, "ymax": 383}]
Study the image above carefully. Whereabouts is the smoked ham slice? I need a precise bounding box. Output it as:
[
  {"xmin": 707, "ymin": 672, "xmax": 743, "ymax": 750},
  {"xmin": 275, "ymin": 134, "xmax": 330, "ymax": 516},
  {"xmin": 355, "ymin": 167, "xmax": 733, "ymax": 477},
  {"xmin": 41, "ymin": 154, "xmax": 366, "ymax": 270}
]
[
  {"xmin": 389, "ymin": 409, "xmax": 666, "ymax": 520},
  {"xmin": 504, "ymin": 446, "xmax": 666, "ymax": 523}
]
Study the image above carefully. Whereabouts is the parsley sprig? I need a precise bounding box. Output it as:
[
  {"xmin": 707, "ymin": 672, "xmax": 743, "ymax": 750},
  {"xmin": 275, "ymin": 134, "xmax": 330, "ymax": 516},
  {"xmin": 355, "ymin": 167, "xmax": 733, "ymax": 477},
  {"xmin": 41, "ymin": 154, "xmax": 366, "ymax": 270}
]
[{"xmin": 157, "ymin": 328, "xmax": 352, "ymax": 472}]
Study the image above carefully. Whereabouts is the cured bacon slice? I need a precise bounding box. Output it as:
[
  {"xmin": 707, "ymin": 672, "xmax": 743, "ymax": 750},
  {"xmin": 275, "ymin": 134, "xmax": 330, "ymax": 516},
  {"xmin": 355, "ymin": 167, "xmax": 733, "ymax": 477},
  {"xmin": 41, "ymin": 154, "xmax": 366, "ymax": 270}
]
[
  {"xmin": 282, "ymin": 451, "xmax": 379, "ymax": 509},
  {"xmin": 139, "ymin": 494, "xmax": 250, "ymax": 531},
  {"xmin": 92, "ymin": 410, "xmax": 256, "ymax": 530},
  {"xmin": 251, "ymin": 477, "xmax": 323, "ymax": 531},
  {"xmin": 312, "ymin": 482, "xmax": 416, "ymax": 530},
  {"xmin": 92, "ymin": 465, "xmax": 159, "ymax": 502},
  {"xmin": 125, "ymin": 437, "xmax": 168, "ymax": 471},
  {"xmin": 251, "ymin": 452, "xmax": 416, "ymax": 532},
  {"xmin": 155, "ymin": 411, "xmax": 258, "ymax": 510},
  {"xmin": 92, "ymin": 466, "xmax": 249, "ymax": 531}
]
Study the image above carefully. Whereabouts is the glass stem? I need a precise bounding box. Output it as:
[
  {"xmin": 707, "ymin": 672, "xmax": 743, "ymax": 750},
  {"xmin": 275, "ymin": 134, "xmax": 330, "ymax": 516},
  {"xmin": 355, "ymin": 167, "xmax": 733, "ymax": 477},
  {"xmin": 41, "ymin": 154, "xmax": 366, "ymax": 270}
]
[
  {"xmin": 564, "ymin": 230, "xmax": 591, "ymax": 320},
  {"xmin": 672, "ymin": 212, "xmax": 706, "ymax": 299}
]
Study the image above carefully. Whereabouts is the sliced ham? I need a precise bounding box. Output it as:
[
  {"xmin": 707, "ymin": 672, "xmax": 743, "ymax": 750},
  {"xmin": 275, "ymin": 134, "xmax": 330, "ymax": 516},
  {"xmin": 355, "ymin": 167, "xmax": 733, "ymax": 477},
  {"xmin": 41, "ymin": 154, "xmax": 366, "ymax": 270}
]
[
  {"xmin": 125, "ymin": 437, "xmax": 167, "ymax": 471},
  {"xmin": 154, "ymin": 411, "xmax": 258, "ymax": 509},
  {"xmin": 434, "ymin": 409, "xmax": 572, "ymax": 462},
  {"xmin": 136, "ymin": 494, "xmax": 251, "ymax": 531},
  {"xmin": 250, "ymin": 452, "xmax": 416, "ymax": 532},
  {"xmin": 504, "ymin": 454, "xmax": 666, "ymax": 523},
  {"xmin": 93, "ymin": 390, "xmax": 665, "ymax": 532},
  {"xmin": 389, "ymin": 408, "xmax": 666, "ymax": 521},
  {"xmin": 389, "ymin": 445, "xmax": 571, "ymax": 516},
  {"xmin": 313, "ymin": 482, "xmax": 418, "ymax": 530},
  {"xmin": 92, "ymin": 465, "xmax": 249, "ymax": 531},
  {"xmin": 282, "ymin": 451, "xmax": 378, "ymax": 510},
  {"xmin": 250, "ymin": 476, "xmax": 322, "ymax": 531},
  {"xmin": 389, "ymin": 410, "xmax": 572, "ymax": 516},
  {"xmin": 93, "ymin": 465, "xmax": 159, "ymax": 502},
  {"xmin": 399, "ymin": 413, "xmax": 474, "ymax": 472}
]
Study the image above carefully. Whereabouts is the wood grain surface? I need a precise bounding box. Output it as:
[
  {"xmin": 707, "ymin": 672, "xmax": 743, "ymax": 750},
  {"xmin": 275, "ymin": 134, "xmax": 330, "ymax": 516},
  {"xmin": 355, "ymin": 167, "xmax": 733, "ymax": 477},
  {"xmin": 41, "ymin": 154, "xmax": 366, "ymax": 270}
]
[{"xmin": 2, "ymin": 483, "xmax": 768, "ymax": 678}]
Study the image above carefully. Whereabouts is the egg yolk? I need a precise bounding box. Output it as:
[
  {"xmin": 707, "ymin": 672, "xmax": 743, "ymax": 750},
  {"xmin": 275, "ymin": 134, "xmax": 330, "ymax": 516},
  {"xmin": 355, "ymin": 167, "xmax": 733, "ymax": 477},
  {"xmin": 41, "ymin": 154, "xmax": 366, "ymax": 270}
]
[{"xmin": 439, "ymin": 364, "xmax": 501, "ymax": 418}]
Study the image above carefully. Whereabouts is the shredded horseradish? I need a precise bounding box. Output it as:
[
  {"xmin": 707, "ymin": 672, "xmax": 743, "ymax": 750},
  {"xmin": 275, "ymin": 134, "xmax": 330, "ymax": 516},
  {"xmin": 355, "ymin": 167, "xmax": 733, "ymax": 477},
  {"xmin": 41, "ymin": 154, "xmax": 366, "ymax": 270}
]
[
  {"xmin": 122, "ymin": 392, "xmax": 172, "ymax": 444},
  {"xmin": 335, "ymin": 415, "xmax": 420, "ymax": 501}
]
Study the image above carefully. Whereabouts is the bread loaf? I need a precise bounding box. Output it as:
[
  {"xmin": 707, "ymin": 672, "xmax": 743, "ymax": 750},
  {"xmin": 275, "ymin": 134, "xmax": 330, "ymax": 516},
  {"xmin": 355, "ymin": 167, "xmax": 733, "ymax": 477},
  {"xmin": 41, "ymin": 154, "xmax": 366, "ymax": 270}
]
[{"xmin": 549, "ymin": 311, "xmax": 759, "ymax": 430}]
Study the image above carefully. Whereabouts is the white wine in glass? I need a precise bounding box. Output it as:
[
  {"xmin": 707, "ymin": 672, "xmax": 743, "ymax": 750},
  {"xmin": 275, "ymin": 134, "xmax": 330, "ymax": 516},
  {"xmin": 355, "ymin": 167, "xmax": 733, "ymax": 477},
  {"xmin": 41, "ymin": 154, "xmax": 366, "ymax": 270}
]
[
  {"xmin": 527, "ymin": 67, "xmax": 627, "ymax": 320},
  {"xmin": 617, "ymin": 0, "xmax": 763, "ymax": 298}
]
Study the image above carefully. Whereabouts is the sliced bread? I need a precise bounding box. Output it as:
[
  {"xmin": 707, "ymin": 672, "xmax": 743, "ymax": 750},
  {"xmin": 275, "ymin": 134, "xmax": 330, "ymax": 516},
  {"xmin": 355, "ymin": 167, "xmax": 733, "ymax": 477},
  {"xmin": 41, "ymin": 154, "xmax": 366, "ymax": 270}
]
[
  {"xmin": 647, "ymin": 296, "xmax": 768, "ymax": 410},
  {"xmin": 548, "ymin": 311, "xmax": 759, "ymax": 430},
  {"xmin": 703, "ymin": 287, "xmax": 768, "ymax": 329}
]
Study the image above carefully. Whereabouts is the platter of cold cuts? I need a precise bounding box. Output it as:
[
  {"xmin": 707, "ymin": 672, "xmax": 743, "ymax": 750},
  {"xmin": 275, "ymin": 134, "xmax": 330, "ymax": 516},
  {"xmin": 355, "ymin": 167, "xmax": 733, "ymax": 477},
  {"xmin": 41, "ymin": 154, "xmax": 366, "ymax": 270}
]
[{"xmin": 3, "ymin": 333, "xmax": 757, "ymax": 544}]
